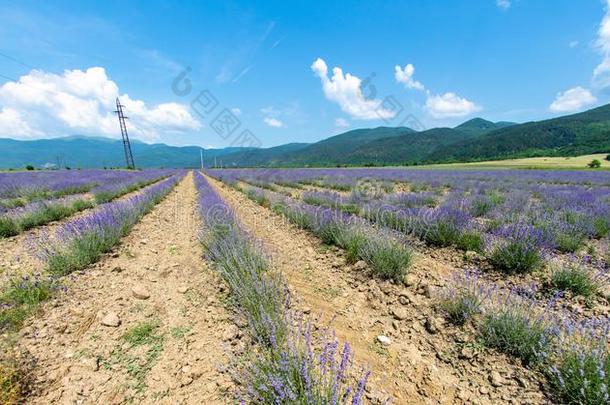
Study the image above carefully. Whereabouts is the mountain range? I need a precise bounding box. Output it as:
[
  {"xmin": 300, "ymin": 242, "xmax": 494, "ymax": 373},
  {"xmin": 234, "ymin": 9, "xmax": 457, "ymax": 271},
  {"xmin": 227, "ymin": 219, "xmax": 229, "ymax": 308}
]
[{"xmin": 1, "ymin": 103, "xmax": 610, "ymax": 168}]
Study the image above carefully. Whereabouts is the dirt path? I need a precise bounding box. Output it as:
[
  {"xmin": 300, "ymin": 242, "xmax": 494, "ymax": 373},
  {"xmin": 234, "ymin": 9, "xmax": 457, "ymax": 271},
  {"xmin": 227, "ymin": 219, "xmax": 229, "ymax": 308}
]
[
  {"xmin": 0, "ymin": 178, "xmax": 168, "ymax": 292},
  {"xmin": 17, "ymin": 172, "xmax": 237, "ymax": 404},
  {"xmin": 208, "ymin": 176, "xmax": 547, "ymax": 404}
]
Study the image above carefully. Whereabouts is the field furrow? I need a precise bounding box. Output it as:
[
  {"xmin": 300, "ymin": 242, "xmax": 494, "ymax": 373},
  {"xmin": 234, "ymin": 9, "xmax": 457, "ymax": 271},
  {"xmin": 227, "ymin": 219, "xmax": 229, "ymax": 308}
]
[
  {"xmin": 207, "ymin": 174, "xmax": 548, "ymax": 403},
  {"xmin": 14, "ymin": 172, "xmax": 235, "ymax": 403}
]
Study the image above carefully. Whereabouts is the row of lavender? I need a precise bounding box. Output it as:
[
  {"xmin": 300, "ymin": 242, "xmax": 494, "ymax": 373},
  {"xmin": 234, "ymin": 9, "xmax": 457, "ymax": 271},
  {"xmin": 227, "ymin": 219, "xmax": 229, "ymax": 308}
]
[
  {"xmin": 0, "ymin": 169, "xmax": 173, "ymax": 202},
  {"xmin": 240, "ymin": 182, "xmax": 414, "ymax": 282},
  {"xmin": 194, "ymin": 172, "xmax": 369, "ymax": 403},
  {"xmin": 0, "ymin": 170, "xmax": 175, "ymax": 238},
  {"xmin": 210, "ymin": 168, "xmax": 610, "ymax": 274},
  {"xmin": 1, "ymin": 173, "xmax": 183, "ymax": 332}
]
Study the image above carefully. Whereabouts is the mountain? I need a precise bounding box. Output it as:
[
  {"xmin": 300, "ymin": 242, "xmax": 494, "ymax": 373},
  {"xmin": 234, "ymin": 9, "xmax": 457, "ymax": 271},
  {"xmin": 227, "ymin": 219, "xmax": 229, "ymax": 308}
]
[
  {"xmin": 454, "ymin": 118, "xmax": 516, "ymax": 137},
  {"xmin": 426, "ymin": 104, "xmax": 610, "ymax": 163},
  {"xmin": 212, "ymin": 126, "xmax": 413, "ymax": 167},
  {"xmin": 0, "ymin": 137, "xmax": 252, "ymax": 169},
  {"xmin": 1, "ymin": 104, "xmax": 610, "ymax": 168}
]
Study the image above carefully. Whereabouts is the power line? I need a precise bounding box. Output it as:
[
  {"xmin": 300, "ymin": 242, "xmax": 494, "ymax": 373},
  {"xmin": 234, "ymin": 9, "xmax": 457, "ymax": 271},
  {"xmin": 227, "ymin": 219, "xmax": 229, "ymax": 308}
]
[{"xmin": 0, "ymin": 51, "xmax": 36, "ymax": 70}]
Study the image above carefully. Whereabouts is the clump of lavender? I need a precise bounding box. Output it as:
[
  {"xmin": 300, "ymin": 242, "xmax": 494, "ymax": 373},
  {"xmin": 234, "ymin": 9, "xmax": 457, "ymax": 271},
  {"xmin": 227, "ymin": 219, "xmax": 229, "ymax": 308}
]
[
  {"xmin": 0, "ymin": 273, "xmax": 59, "ymax": 332},
  {"xmin": 549, "ymin": 258, "xmax": 603, "ymax": 299},
  {"xmin": 438, "ymin": 270, "xmax": 488, "ymax": 325},
  {"xmin": 487, "ymin": 224, "xmax": 548, "ymax": 274},
  {"xmin": 547, "ymin": 317, "xmax": 610, "ymax": 404},
  {"xmin": 417, "ymin": 206, "xmax": 472, "ymax": 249},
  {"xmin": 357, "ymin": 232, "xmax": 413, "ymax": 282},
  {"xmin": 478, "ymin": 292, "xmax": 557, "ymax": 366},
  {"xmin": 238, "ymin": 315, "xmax": 369, "ymax": 405}
]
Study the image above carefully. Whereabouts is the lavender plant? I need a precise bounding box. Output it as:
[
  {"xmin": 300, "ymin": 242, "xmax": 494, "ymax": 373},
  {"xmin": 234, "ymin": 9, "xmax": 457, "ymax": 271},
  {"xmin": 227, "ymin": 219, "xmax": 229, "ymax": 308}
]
[
  {"xmin": 549, "ymin": 259, "xmax": 602, "ymax": 299},
  {"xmin": 438, "ymin": 270, "xmax": 488, "ymax": 325},
  {"xmin": 547, "ymin": 317, "xmax": 610, "ymax": 404},
  {"xmin": 487, "ymin": 224, "xmax": 548, "ymax": 274}
]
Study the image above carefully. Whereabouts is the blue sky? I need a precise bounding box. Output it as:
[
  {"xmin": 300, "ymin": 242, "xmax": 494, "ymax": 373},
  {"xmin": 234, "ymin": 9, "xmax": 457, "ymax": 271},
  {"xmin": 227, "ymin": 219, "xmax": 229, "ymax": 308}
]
[{"xmin": 0, "ymin": 0, "xmax": 608, "ymax": 148}]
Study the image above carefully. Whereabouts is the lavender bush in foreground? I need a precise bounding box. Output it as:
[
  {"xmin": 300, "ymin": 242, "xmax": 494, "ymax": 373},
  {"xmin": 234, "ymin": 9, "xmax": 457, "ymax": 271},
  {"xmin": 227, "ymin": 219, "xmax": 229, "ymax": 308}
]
[{"xmin": 547, "ymin": 317, "xmax": 610, "ymax": 404}]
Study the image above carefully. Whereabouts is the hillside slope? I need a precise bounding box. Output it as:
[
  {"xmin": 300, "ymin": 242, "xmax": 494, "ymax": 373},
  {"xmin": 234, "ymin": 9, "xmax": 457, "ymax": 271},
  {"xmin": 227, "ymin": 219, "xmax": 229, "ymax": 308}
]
[{"xmin": 427, "ymin": 104, "xmax": 610, "ymax": 162}]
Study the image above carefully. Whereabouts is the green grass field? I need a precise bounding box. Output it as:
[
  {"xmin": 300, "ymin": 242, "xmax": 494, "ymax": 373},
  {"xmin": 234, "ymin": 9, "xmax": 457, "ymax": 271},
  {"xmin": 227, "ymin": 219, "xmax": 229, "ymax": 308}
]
[{"xmin": 421, "ymin": 154, "xmax": 610, "ymax": 170}]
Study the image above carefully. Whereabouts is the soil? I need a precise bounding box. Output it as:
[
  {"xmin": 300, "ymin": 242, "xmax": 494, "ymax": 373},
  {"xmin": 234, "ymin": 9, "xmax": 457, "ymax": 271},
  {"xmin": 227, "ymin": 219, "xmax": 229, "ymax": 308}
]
[
  {"xmin": 15, "ymin": 172, "xmax": 238, "ymax": 404},
  {"xmin": 208, "ymin": 175, "xmax": 549, "ymax": 404}
]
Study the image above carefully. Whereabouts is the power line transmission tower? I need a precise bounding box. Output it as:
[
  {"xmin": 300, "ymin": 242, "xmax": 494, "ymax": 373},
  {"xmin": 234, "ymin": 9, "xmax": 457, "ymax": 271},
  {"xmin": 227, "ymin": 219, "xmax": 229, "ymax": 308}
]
[{"xmin": 114, "ymin": 98, "xmax": 136, "ymax": 169}]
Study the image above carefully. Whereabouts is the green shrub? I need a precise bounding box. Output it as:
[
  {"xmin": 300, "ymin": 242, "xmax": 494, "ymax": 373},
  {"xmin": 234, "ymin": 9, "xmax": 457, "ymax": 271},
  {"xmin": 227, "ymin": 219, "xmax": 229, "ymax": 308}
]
[
  {"xmin": 488, "ymin": 240, "xmax": 543, "ymax": 274},
  {"xmin": 555, "ymin": 232, "xmax": 585, "ymax": 253},
  {"xmin": 439, "ymin": 290, "xmax": 481, "ymax": 325},
  {"xmin": 479, "ymin": 309, "xmax": 552, "ymax": 365},
  {"xmin": 587, "ymin": 159, "xmax": 602, "ymax": 169},
  {"xmin": 0, "ymin": 217, "xmax": 19, "ymax": 238},
  {"xmin": 0, "ymin": 276, "xmax": 56, "ymax": 332},
  {"xmin": 359, "ymin": 237, "xmax": 413, "ymax": 282},
  {"xmin": 548, "ymin": 348, "xmax": 610, "ymax": 404},
  {"xmin": 550, "ymin": 262, "xmax": 599, "ymax": 298},
  {"xmin": 456, "ymin": 231, "xmax": 485, "ymax": 253}
]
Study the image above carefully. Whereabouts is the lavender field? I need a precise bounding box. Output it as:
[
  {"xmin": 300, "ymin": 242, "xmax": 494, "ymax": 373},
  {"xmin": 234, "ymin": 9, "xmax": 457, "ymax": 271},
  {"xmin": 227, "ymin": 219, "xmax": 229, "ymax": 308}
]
[
  {"xmin": 206, "ymin": 167, "xmax": 610, "ymax": 404},
  {"xmin": 1, "ymin": 167, "xmax": 609, "ymax": 403}
]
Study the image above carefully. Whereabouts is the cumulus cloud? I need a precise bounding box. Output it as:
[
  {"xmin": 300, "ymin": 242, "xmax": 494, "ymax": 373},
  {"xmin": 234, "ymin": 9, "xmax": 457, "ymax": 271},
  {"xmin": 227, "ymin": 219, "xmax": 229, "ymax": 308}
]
[
  {"xmin": 394, "ymin": 64, "xmax": 425, "ymax": 91},
  {"xmin": 231, "ymin": 107, "xmax": 242, "ymax": 116},
  {"xmin": 0, "ymin": 67, "xmax": 201, "ymax": 141},
  {"xmin": 549, "ymin": 86, "xmax": 597, "ymax": 113},
  {"xmin": 311, "ymin": 58, "xmax": 395, "ymax": 120},
  {"xmin": 263, "ymin": 117, "xmax": 283, "ymax": 127},
  {"xmin": 496, "ymin": 0, "xmax": 511, "ymax": 10},
  {"xmin": 425, "ymin": 92, "xmax": 481, "ymax": 118},
  {"xmin": 394, "ymin": 62, "xmax": 481, "ymax": 119},
  {"xmin": 334, "ymin": 117, "xmax": 349, "ymax": 128}
]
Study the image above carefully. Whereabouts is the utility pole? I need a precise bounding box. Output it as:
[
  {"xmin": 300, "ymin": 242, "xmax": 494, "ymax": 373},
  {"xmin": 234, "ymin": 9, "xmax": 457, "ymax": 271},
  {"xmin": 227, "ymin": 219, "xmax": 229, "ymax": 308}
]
[
  {"xmin": 214, "ymin": 156, "xmax": 217, "ymax": 169},
  {"xmin": 200, "ymin": 148, "xmax": 204, "ymax": 169},
  {"xmin": 114, "ymin": 98, "xmax": 136, "ymax": 169}
]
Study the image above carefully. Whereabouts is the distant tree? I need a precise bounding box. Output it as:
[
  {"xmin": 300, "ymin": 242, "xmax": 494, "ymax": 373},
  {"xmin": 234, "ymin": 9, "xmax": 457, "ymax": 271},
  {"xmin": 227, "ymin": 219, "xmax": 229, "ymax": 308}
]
[
  {"xmin": 65, "ymin": 166, "xmax": 71, "ymax": 170},
  {"xmin": 588, "ymin": 159, "xmax": 602, "ymax": 168},
  {"xmin": 25, "ymin": 165, "xmax": 34, "ymax": 171},
  {"xmin": 606, "ymin": 153, "xmax": 610, "ymax": 161}
]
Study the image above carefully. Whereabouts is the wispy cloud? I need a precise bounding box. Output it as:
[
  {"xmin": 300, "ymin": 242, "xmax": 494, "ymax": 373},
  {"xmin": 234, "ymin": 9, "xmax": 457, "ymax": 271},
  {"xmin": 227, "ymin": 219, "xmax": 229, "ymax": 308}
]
[
  {"xmin": 496, "ymin": 0, "xmax": 511, "ymax": 10},
  {"xmin": 263, "ymin": 117, "xmax": 283, "ymax": 127}
]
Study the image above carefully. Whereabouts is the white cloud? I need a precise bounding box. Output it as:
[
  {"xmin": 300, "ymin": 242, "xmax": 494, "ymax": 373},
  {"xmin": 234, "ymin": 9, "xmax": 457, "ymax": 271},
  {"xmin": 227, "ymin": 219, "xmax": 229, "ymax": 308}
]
[
  {"xmin": 549, "ymin": 86, "xmax": 597, "ymax": 113},
  {"xmin": 0, "ymin": 107, "xmax": 42, "ymax": 138},
  {"xmin": 593, "ymin": 0, "xmax": 610, "ymax": 89},
  {"xmin": 425, "ymin": 92, "xmax": 481, "ymax": 118},
  {"xmin": 496, "ymin": 0, "xmax": 511, "ymax": 10},
  {"xmin": 334, "ymin": 117, "xmax": 349, "ymax": 128},
  {"xmin": 311, "ymin": 58, "xmax": 395, "ymax": 120},
  {"xmin": 263, "ymin": 117, "xmax": 283, "ymax": 127},
  {"xmin": 569, "ymin": 40, "xmax": 579, "ymax": 48},
  {"xmin": 394, "ymin": 62, "xmax": 482, "ymax": 120},
  {"xmin": 0, "ymin": 67, "xmax": 201, "ymax": 141},
  {"xmin": 231, "ymin": 107, "xmax": 242, "ymax": 116},
  {"xmin": 394, "ymin": 64, "xmax": 425, "ymax": 91}
]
